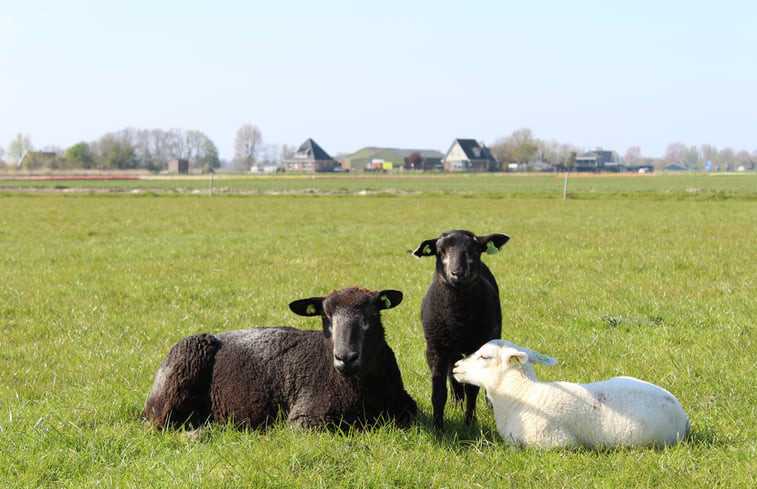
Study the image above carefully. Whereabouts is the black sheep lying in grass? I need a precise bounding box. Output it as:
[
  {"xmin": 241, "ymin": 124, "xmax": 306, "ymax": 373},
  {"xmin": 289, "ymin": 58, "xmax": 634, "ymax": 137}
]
[
  {"xmin": 413, "ymin": 230, "xmax": 510, "ymax": 430},
  {"xmin": 143, "ymin": 287, "xmax": 417, "ymax": 429}
]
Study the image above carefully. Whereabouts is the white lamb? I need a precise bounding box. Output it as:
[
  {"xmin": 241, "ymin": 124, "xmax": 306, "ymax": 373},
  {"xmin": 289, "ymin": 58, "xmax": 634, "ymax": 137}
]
[{"xmin": 452, "ymin": 340, "xmax": 690, "ymax": 449}]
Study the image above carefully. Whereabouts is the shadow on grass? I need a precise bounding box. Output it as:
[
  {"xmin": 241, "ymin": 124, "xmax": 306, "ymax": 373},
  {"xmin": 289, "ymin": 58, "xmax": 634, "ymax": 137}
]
[{"xmin": 411, "ymin": 409, "xmax": 502, "ymax": 449}]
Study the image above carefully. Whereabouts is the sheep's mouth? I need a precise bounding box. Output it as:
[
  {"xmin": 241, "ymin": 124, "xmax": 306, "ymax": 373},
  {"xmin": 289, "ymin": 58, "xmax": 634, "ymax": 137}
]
[
  {"xmin": 446, "ymin": 274, "xmax": 471, "ymax": 287},
  {"xmin": 451, "ymin": 364, "xmax": 465, "ymax": 380},
  {"xmin": 334, "ymin": 359, "xmax": 361, "ymax": 377}
]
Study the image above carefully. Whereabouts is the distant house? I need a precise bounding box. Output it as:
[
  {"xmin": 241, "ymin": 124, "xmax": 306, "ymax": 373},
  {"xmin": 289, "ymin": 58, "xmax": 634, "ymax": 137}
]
[
  {"xmin": 343, "ymin": 147, "xmax": 443, "ymax": 172},
  {"xmin": 443, "ymin": 139, "xmax": 499, "ymax": 171},
  {"xmin": 283, "ymin": 138, "xmax": 338, "ymax": 172},
  {"xmin": 663, "ymin": 162, "xmax": 689, "ymax": 172},
  {"xmin": 574, "ymin": 150, "xmax": 615, "ymax": 172},
  {"xmin": 167, "ymin": 159, "xmax": 189, "ymax": 174}
]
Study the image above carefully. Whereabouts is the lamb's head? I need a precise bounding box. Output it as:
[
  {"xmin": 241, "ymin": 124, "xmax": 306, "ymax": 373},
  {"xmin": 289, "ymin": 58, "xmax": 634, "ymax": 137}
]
[
  {"xmin": 413, "ymin": 230, "xmax": 509, "ymax": 288},
  {"xmin": 452, "ymin": 340, "xmax": 558, "ymax": 389},
  {"xmin": 289, "ymin": 287, "xmax": 402, "ymax": 377}
]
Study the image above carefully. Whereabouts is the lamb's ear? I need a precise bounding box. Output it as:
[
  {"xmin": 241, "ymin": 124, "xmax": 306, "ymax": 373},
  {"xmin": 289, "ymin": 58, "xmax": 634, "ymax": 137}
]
[
  {"xmin": 289, "ymin": 297, "xmax": 324, "ymax": 317},
  {"xmin": 505, "ymin": 350, "xmax": 529, "ymax": 367},
  {"xmin": 528, "ymin": 350, "xmax": 558, "ymax": 367},
  {"xmin": 412, "ymin": 238, "xmax": 437, "ymax": 258},
  {"xmin": 377, "ymin": 290, "xmax": 403, "ymax": 310},
  {"xmin": 478, "ymin": 233, "xmax": 510, "ymax": 255}
]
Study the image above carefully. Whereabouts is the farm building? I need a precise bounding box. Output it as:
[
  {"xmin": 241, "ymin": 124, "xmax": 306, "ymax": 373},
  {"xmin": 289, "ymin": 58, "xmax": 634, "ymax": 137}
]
[
  {"xmin": 167, "ymin": 159, "xmax": 189, "ymax": 174},
  {"xmin": 283, "ymin": 138, "xmax": 338, "ymax": 172},
  {"xmin": 574, "ymin": 150, "xmax": 615, "ymax": 172},
  {"xmin": 443, "ymin": 139, "xmax": 499, "ymax": 171},
  {"xmin": 663, "ymin": 162, "xmax": 690, "ymax": 172},
  {"xmin": 343, "ymin": 147, "xmax": 444, "ymax": 172}
]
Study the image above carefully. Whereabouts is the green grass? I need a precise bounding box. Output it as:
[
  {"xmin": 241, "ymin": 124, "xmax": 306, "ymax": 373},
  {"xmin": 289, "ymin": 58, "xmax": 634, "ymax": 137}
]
[
  {"xmin": 1, "ymin": 172, "xmax": 756, "ymax": 196},
  {"xmin": 0, "ymin": 177, "xmax": 755, "ymax": 488}
]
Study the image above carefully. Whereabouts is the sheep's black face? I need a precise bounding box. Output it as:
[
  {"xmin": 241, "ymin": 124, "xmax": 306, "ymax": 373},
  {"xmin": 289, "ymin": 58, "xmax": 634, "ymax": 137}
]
[
  {"xmin": 413, "ymin": 230, "xmax": 510, "ymax": 289},
  {"xmin": 435, "ymin": 231, "xmax": 484, "ymax": 288},
  {"xmin": 289, "ymin": 287, "xmax": 403, "ymax": 377},
  {"xmin": 323, "ymin": 296, "xmax": 376, "ymax": 376}
]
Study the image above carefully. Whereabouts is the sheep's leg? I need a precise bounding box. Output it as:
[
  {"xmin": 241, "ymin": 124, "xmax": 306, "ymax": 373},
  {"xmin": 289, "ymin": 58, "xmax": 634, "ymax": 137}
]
[
  {"xmin": 463, "ymin": 384, "xmax": 479, "ymax": 425},
  {"xmin": 427, "ymin": 349, "xmax": 449, "ymax": 430},
  {"xmin": 431, "ymin": 373, "xmax": 448, "ymax": 431}
]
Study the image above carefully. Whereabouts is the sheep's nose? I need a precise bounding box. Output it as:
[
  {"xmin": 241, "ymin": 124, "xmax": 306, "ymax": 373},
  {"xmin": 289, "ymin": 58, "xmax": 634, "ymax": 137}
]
[{"xmin": 334, "ymin": 351, "xmax": 360, "ymax": 375}]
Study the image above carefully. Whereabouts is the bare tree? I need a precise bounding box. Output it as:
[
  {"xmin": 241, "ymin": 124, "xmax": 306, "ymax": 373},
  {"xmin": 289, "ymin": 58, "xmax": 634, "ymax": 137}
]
[
  {"xmin": 664, "ymin": 142, "xmax": 687, "ymax": 163},
  {"xmin": 6, "ymin": 133, "xmax": 33, "ymax": 165},
  {"xmin": 700, "ymin": 144, "xmax": 718, "ymax": 166},
  {"xmin": 279, "ymin": 144, "xmax": 295, "ymax": 162},
  {"xmin": 624, "ymin": 146, "xmax": 642, "ymax": 164},
  {"xmin": 234, "ymin": 123, "xmax": 262, "ymax": 170}
]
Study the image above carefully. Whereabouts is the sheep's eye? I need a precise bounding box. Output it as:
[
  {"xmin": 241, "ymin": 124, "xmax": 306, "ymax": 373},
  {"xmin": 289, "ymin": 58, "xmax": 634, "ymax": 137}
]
[{"xmin": 478, "ymin": 354, "xmax": 490, "ymax": 361}]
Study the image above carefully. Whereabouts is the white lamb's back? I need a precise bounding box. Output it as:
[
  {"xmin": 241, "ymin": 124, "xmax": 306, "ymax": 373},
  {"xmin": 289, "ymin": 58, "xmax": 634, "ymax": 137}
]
[{"xmin": 562, "ymin": 376, "xmax": 689, "ymax": 448}]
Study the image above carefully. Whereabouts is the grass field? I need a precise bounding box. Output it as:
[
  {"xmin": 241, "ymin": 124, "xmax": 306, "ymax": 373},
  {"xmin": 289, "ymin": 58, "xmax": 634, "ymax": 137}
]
[{"xmin": 0, "ymin": 174, "xmax": 754, "ymax": 488}]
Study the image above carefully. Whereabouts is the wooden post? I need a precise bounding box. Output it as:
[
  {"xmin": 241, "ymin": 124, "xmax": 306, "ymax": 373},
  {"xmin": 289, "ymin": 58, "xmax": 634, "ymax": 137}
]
[{"xmin": 563, "ymin": 171, "xmax": 569, "ymax": 200}]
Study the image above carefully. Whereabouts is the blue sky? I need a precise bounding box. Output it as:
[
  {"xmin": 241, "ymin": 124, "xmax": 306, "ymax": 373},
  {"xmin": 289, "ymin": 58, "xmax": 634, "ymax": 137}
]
[{"xmin": 2, "ymin": 0, "xmax": 755, "ymax": 160}]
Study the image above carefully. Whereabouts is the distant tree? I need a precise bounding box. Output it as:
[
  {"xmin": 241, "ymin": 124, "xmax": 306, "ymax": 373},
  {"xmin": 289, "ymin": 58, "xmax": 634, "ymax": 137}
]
[
  {"xmin": 406, "ymin": 151, "xmax": 422, "ymax": 170},
  {"xmin": 279, "ymin": 144, "xmax": 295, "ymax": 162},
  {"xmin": 258, "ymin": 144, "xmax": 280, "ymax": 167},
  {"xmin": 196, "ymin": 138, "xmax": 220, "ymax": 171},
  {"xmin": 624, "ymin": 146, "xmax": 642, "ymax": 164},
  {"xmin": 683, "ymin": 145, "xmax": 701, "ymax": 169},
  {"xmin": 65, "ymin": 142, "xmax": 95, "ymax": 168},
  {"xmin": 700, "ymin": 144, "xmax": 718, "ymax": 167},
  {"xmin": 234, "ymin": 123, "xmax": 262, "ymax": 170},
  {"xmin": 718, "ymin": 147, "xmax": 736, "ymax": 170},
  {"xmin": 6, "ymin": 133, "xmax": 33, "ymax": 165},
  {"xmin": 0, "ymin": 146, "xmax": 5, "ymax": 162},
  {"xmin": 103, "ymin": 142, "xmax": 138, "ymax": 169},
  {"xmin": 491, "ymin": 128, "xmax": 539, "ymax": 170},
  {"xmin": 566, "ymin": 151, "xmax": 576, "ymax": 172},
  {"xmin": 510, "ymin": 129, "xmax": 538, "ymax": 165},
  {"xmin": 664, "ymin": 142, "xmax": 687, "ymax": 163},
  {"xmin": 735, "ymin": 149, "xmax": 751, "ymax": 164}
]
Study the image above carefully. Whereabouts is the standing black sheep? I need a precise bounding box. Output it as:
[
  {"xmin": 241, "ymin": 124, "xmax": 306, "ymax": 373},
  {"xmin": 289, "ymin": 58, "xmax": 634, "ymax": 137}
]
[
  {"xmin": 142, "ymin": 287, "xmax": 417, "ymax": 429},
  {"xmin": 413, "ymin": 230, "xmax": 510, "ymax": 430}
]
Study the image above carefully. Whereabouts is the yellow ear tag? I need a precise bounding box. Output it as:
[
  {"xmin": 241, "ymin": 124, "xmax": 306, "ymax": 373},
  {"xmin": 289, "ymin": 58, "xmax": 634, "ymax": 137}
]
[
  {"xmin": 422, "ymin": 244, "xmax": 433, "ymax": 255},
  {"xmin": 306, "ymin": 304, "xmax": 317, "ymax": 315},
  {"xmin": 380, "ymin": 295, "xmax": 392, "ymax": 309},
  {"xmin": 486, "ymin": 241, "xmax": 499, "ymax": 255}
]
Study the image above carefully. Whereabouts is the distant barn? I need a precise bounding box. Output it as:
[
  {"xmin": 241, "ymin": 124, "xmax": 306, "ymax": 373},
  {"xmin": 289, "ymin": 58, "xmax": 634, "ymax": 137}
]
[{"xmin": 167, "ymin": 159, "xmax": 189, "ymax": 174}]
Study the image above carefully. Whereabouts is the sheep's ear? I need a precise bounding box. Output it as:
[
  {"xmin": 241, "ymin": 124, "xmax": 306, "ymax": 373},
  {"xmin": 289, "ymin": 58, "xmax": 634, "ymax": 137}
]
[
  {"xmin": 529, "ymin": 350, "xmax": 558, "ymax": 367},
  {"xmin": 505, "ymin": 350, "xmax": 529, "ymax": 367},
  {"xmin": 478, "ymin": 233, "xmax": 510, "ymax": 255},
  {"xmin": 377, "ymin": 290, "xmax": 403, "ymax": 310},
  {"xmin": 289, "ymin": 297, "xmax": 324, "ymax": 317},
  {"xmin": 412, "ymin": 239, "xmax": 437, "ymax": 258}
]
